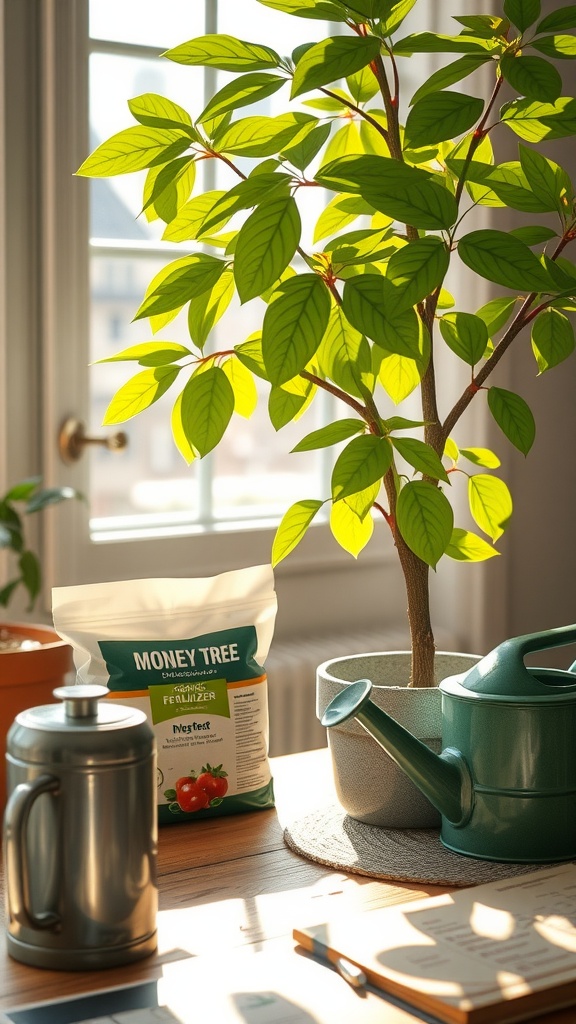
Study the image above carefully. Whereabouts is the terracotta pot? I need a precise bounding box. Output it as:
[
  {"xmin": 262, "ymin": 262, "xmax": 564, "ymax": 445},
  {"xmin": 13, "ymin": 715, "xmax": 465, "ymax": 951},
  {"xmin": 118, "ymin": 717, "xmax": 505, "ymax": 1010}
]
[
  {"xmin": 316, "ymin": 650, "xmax": 481, "ymax": 829},
  {"xmin": 0, "ymin": 623, "xmax": 73, "ymax": 805}
]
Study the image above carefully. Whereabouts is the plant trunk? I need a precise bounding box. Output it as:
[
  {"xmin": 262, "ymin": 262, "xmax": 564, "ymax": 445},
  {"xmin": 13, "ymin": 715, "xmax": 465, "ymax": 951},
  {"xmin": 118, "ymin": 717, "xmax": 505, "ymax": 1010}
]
[
  {"xmin": 398, "ymin": 539, "xmax": 436, "ymax": 687},
  {"xmin": 384, "ymin": 472, "xmax": 436, "ymax": 688}
]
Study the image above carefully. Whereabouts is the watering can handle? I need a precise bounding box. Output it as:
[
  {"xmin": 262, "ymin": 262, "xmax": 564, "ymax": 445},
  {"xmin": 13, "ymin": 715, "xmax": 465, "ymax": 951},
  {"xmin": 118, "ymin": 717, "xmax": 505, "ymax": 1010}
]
[{"xmin": 510, "ymin": 624, "xmax": 576, "ymax": 663}]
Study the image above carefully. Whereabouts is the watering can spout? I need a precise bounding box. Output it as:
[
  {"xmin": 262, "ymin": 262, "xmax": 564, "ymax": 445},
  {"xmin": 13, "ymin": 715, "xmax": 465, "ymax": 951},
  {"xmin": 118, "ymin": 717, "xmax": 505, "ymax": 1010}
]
[{"xmin": 321, "ymin": 680, "xmax": 473, "ymax": 827}]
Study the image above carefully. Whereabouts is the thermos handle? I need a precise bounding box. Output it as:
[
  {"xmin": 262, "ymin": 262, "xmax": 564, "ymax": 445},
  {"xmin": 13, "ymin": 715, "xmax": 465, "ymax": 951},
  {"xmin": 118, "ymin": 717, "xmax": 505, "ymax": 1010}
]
[{"xmin": 4, "ymin": 774, "xmax": 61, "ymax": 931}]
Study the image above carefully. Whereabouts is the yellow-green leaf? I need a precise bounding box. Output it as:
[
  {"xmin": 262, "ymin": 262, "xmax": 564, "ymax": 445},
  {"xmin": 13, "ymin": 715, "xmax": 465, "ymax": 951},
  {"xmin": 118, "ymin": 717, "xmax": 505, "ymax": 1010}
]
[
  {"xmin": 330, "ymin": 499, "xmax": 373, "ymax": 557},
  {"xmin": 446, "ymin": 528, "xmax": 500, "ymax": 561},
  {"xmin": 171, "ymin": 392, "xmax": 197, "ymax": 465},
  {"xmin": 102, "ymin": 366, "xmax": 180, "ymax": 424},
  {"xmin": 222, "ymin": 357, "xmax": 258, "ymax": 418},
  {"xmin": 272, "ymin": 499, "xmax": 323, "ymax": 566},
  {"xmin": 468, "ymin": 474, "xmax": 513, "ymax": 541},
  {"xmin": 77, "ymin": 127, "xmax": 190, "ymax": 177}
]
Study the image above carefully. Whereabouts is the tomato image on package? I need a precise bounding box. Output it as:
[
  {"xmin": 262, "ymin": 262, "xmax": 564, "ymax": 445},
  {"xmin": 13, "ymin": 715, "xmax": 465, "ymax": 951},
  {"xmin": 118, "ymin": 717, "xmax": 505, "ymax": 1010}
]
[{"xmin": 99, "ymin": 625, "xmax": 274, "ymax": 824}]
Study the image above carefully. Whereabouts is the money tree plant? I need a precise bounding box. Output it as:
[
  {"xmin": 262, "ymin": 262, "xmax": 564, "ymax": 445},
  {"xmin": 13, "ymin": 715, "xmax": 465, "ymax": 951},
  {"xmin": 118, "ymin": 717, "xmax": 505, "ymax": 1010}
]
[{"xmin": 77, "ymin": 0, "xmax": 576, "ymax": 687}]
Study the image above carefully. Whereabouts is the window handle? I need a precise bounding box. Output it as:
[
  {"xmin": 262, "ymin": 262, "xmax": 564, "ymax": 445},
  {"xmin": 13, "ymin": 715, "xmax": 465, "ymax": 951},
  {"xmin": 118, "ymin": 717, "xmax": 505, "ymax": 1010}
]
[{"xmin": 58, "ymin": 417, "xmax": 128, "ymax": 464}]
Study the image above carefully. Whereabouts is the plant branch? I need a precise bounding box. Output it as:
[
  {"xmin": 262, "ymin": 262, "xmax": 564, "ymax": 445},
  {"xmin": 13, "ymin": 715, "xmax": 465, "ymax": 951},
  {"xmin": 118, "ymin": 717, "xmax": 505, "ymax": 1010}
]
[
  {"xmin": 299, "ymin": 369, "xmax": 370, "ymax": 422},
  {"xmin": 441, "ymin": 232, "xmax": 576, "ymax": 443},
  {"xmin": 453, "ymin": 73, "xmax": 504, "ymax": 210},
  {"xmin": 319, "ymin": 87, "xmax": 390, "ymax": 147}
]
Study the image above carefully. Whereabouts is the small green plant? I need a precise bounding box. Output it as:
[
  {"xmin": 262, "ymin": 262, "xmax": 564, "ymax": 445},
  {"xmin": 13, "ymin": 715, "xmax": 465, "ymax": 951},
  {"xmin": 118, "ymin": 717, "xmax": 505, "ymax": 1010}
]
[
  {"xmin": 77, "ymin": 0, "xmax": 576, "ymax": 687},
  {"xmin": 0, "ymin": 478, "xmax": 79, "ymax": 611}
]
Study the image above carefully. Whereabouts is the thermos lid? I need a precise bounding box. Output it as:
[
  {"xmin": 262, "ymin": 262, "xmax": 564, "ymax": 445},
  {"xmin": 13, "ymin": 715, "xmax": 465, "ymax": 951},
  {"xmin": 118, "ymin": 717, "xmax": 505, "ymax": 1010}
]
[
  {"xmin": 7, "ymin": 684, "xmax": 154, "ymax": 766},
  {"xmin": 441, "ymin": 624, "xmax": 576, "ymax": 701}
]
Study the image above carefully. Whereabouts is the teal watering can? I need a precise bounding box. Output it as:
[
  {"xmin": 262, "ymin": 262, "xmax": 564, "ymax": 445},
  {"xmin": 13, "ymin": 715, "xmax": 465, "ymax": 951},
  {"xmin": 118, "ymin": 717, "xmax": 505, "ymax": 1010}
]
[{"xmin": 321, "ymin": 625, "xmax": 576, "ymax": 862}]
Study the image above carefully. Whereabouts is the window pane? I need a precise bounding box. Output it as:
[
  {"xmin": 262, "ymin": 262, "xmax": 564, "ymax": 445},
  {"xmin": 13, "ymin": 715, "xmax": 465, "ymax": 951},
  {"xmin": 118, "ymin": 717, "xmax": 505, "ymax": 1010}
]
[{"xmin": 89, "ymin": 0, "xmax": 204, "ymax": 49}]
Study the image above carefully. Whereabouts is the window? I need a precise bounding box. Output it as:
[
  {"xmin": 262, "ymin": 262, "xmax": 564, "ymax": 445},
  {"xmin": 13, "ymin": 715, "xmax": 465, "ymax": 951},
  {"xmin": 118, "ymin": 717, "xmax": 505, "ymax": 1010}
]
[{"xmin": 87, "ymin": 1, "xmax": 338, "ymax": 535}]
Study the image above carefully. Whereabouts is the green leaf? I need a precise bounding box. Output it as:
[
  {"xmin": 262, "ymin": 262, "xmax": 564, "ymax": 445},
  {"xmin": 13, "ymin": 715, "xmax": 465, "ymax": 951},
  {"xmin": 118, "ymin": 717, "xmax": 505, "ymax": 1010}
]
[
  {"xmin": 188, "ymin": 270, "xmax": 235, "ymax": 351},
  {"xmin": 272, "ymin": 499, "xmax": 323, "ymax": 566},
  {"xmin": 235, "ymin": 334, "xmax": 269, "ymax": 380},
  {"xmin": 262, "ymin": 274, "xmax": 331, "ymax": 385},
  {"xmin": 314, "ymin": 195, "xmax": 376, "ymax": 243},
  {"xmin": 531, "ymin": 307, "xmax": 575, "ymax": 372},
  {"xmin": 258, "ymin": 0, "xmax": 349, "ymax": 21},
  {"xmin": 503, "ymin": 0, "xmax": 540, "ymax": 31},
  {"xmin": 468, "ymin": 474, "xmax": 513, "ymax": 541},
  {"xmin": 391, "ymin": 437, "xmax": 449, "ymax": 482},
  {"xmin": 446, "ymin": 528, "xmax": 499, "ymax": 562},
  {"xmin": 330, "ymin": 499, "xmax": 373, "ymax": 558},
  {"xmin": 269, "ymin": 385, "xmax": 307, "ymax": 429},
  {"xmin": 509, "ymin": 225, "xmax": 558, "ymax": 245},
  {"xmin": 103, "ymin": 366, "xmax": 180, "ymax": 424},
  {"xmin": 95, "ymin": 342, "xmax": 192, "ymax": 366},
  {"xmin": 346, "ymin": 65, "xmax": 380, "ymax": 105},
  {"xmin": 439, "ymin": 312, "xmax": 488, "ymax": 365},
  {"xmin": 178, "ymin": 365, "xmax": 235, "ymax": 456},
  {"xmin": 200, "ymin": 174, "xmax": 292, "ymax": 237},
  {"xmin": 331, "ymin": 435, "xmax": 393, "ymax": 501},
  {"xmin": 518, "ymin": 144, "xmax": 573, "ymax": 214},
  {"xmin": 393, "ymin": 32, "xmax": 499, "ymax": 55},
  {"xmin": 291, "ymin": 35, "xmax": 381, "ymax": 99},
  {"xmin": 128, "ymin": 93, "xmax": 195, "ymax": 134},
  {"xmin": 162, "ymin": 191, "xmax": 226, "ymax": 243},
  {"xmin": 487, "ymin": 385, "xmax": 536, "ymax": 455},
  {"xmin": 171, "ymin": 392, "xmax": 197, "ymax": 465},
  {"xmin": 281, "ymin": 122, "xmax": 331, "ymax": 172},
  {"xmin": 165, "ymin": 34, "xmax": 281, "ymax": 71},
  {"xmin": 500, "ymin": 54, "xmax": 561, "ymax": 103},
  {"xmin": 292, "ymin": 418, "xmax": 365, "ymax": 453},
  {"xmin": 4, "ymin": 478, "xmax": 41, "ymax": 502},
  {"xmin": 458, "ymin": 229, "xmax": 555, "ymax": 292},
  {"xmin": 134, "ymin": 255, "xmax": 227, "ymax": 319},
  {"xmin": 19, "ymin": 550, "xmax": 41, "ymax": 608},
  {"xmin": 501, "ymin": 97, "xmax": 576, "ymax": 142},
  {"xmin": 454, "ymin": 15, "xmax": 510, "ymax": 38},
  {"xmin": 385, "ymin": 237, "xmax": 449, "ymax": 311},
  {"xmin": 459, "ymin": 447, "xmax": 501, "ymax": 468},
  {"xmin": 222, "ymin": 357, "xmax": 258, "ymax": 418},
  {"xmin": 234, "ymin": 196, "xmax": 301, "ymax": 303},
  {"xmin": 77, "ymin": 127, "xmax": 191, "ymax": 177},
  {"xmin": 325, "ymin": 227, "xmax": 396, "ymax": 268},
  {"xmin": 198, "ymin": 73, "xmax": 286, "ymax": 125},
  {"xmin": 380, "ymin": 0, "xmax": 418, "ymax": 33},
  {"xmin": 342, "ymin": 276, "xmax": 424, "ymax": 358},
  {"xmin": 25, "ymin": 486, "xmax": 78, "ymax": 513},
  {"xmin": 405, "ymin": 91, "xmax": 484, "ymax": 148},
  {"xmin": 396, "ymin": 481, "xmax": 454, "ymax": 568},
  {"xmin": 537, "ymin": 6, "xmax": 576, "ymax": 32},
  {"xmin": 317, "ymin": 305, "xmax": 372, "ymax": 399},
  {"xmin": 379, "ymin": 351, "xmax": 424, "ymax": 403},
  {"xmin": 316, "ymin": 154, "xmax": 458, "ymax": 229},
  {"xmin": 409, "ymin": 55, "xmax": 492, "ymax": 106},
  {"xmin": 217, "ymin": 112, "xmax": 316, "ymax": 156},
  {"xmin": 475, "ymin": 296, "xmax": 517, "ymax": 334},
  {"xmin": 143, "ymin": 157, "xmax": 196, "ymax": 223},
  {"xmin": 532, "ymin": 33, "xmax": 576, "ymax": 58}
]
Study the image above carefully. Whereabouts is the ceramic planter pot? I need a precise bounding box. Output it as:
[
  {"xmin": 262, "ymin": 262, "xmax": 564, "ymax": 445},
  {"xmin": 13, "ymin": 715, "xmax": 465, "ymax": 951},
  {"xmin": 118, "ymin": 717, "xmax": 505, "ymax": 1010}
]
[
  {"xmin": 0, "ymin": 623, "xmax": 73, "ymax": 805},
  {"xmin": 316, "ymin": 651, "xmax": 481, "ymax": 828}
]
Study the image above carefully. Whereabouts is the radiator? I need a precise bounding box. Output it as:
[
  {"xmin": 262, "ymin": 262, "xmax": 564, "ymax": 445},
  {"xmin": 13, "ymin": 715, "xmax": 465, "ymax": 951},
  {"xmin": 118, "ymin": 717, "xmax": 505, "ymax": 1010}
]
[{"xmin": 265, "ymin": 625, "xmax": 459, "ymax": 757}]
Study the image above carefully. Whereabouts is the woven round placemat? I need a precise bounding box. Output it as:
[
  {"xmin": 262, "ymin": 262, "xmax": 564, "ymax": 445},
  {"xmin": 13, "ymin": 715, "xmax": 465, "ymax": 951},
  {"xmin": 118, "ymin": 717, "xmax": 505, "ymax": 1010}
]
[{"xmin": 283, "ymin": 804, "xmax": 567, "ymax": 886}]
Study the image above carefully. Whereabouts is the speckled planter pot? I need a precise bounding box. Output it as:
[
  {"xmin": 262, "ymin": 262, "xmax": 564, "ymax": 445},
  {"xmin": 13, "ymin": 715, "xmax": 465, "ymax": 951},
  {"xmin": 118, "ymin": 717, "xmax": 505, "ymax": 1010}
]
[{"xmin": 316, "ymin": 651, "xmax": 481, "ymax": 829}]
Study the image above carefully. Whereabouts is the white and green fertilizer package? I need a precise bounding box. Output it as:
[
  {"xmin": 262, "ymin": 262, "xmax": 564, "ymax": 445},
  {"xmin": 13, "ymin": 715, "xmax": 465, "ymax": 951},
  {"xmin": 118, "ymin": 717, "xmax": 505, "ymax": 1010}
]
[{"xmin": 52, "ymin": 565, "xmax": 277, "ymax": 825}]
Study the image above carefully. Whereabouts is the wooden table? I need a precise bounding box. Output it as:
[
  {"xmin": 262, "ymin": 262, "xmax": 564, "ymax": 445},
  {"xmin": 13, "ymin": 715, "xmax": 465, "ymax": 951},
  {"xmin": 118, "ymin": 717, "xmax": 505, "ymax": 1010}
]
[{"xmin": 1, "ymin": 748, "xmax": 575, "ymax": 1023}]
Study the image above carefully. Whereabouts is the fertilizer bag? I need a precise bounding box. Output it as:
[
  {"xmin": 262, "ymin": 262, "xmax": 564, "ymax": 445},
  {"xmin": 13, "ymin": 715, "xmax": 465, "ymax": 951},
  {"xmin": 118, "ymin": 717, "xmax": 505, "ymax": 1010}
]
[{"xmin": 52, "ymin": 565, "xmax": 277, "ymax": 824}]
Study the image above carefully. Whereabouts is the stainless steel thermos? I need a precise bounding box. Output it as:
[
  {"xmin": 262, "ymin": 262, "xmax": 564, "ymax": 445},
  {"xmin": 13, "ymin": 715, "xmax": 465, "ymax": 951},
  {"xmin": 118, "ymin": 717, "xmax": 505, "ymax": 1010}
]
[{"xmin": 3, "ymin": 684, "xmax": 158, "ymax": 969}]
